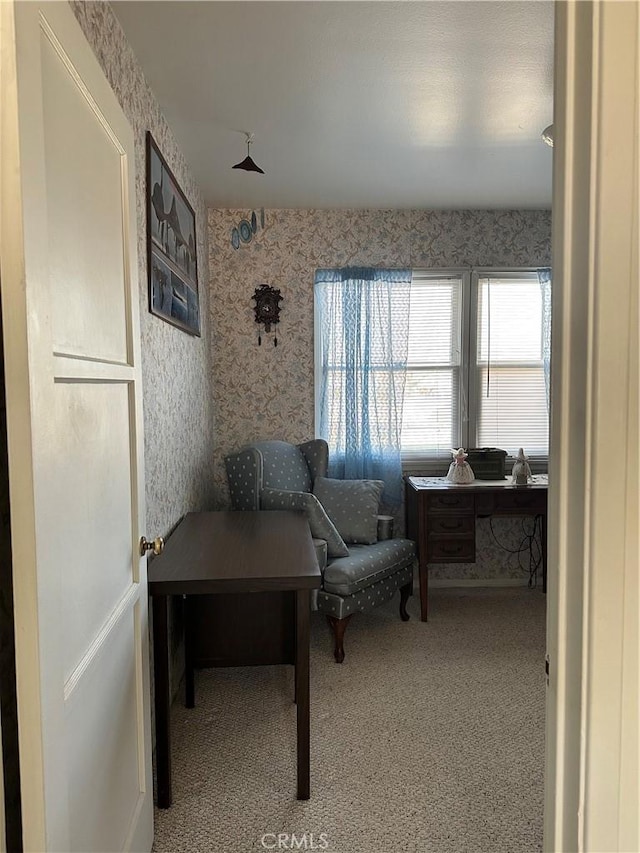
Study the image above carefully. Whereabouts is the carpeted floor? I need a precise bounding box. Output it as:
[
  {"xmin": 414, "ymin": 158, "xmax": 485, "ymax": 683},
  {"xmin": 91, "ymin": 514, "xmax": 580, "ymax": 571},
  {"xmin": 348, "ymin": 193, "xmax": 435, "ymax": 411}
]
[{"xmin": 152, "ymin": 587, "xmax": 546, "ymax": 853}]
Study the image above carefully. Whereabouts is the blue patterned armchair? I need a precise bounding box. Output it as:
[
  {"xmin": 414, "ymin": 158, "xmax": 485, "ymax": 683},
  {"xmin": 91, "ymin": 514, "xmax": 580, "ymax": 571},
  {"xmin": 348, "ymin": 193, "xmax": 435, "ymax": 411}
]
[{"xmin": 225, "ymin": 439, "xmax": 416, "ymax": 662}]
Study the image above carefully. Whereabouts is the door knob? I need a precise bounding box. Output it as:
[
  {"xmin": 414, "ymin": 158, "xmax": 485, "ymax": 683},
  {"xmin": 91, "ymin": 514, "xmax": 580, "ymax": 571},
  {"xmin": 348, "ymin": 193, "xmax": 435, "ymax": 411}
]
[{"xmin": 139, "ymin": 536, "xmax": 164, "ymax": 557}]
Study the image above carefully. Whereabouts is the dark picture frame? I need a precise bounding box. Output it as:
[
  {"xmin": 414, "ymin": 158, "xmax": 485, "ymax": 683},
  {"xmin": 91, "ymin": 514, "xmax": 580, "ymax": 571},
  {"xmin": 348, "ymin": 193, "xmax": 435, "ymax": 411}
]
[{"xmin": 146, "ymin": 132, "xmax": 200, "ymax": 336}]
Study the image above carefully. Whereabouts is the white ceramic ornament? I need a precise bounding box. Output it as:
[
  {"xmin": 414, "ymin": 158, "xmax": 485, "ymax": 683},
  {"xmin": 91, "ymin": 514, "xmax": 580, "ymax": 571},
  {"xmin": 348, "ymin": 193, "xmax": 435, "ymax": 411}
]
[
  {"xmin": 512, "ymin": 447, "xmax": 532, "ymax": 485},
  {"xmin": 446, "ymin": 448, "xmax": 475, "ymax": 484}
]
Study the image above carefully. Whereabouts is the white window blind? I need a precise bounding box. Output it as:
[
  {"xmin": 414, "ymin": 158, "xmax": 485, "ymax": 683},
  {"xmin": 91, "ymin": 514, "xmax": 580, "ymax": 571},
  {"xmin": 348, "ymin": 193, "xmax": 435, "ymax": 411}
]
[
  {"xmin": 475, "ymin": 275, "xmax": 549, "ymax": 455},
  {"xmin": 401, "ymin": 274, "xmax": 463, "ymax": 454}
]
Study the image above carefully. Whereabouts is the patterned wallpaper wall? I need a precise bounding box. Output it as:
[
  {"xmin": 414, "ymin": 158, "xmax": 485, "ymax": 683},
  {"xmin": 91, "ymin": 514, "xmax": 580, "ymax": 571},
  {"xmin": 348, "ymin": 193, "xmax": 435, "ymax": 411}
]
[
  {"xmin": 208, "ymin": 208, "xmax": 551, "ymax": 581},
  {"xmin": 71, "ymin": 1, "xmax": 216, "ymax": 538}
]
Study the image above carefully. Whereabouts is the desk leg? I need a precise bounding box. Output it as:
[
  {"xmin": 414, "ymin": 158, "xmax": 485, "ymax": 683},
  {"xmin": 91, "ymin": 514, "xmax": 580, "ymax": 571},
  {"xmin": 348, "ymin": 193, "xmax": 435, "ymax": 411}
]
[
  {"xmin": 293, "ymin": 599, "xmax": 298, "ymax": 705},
  {"xmin": 184, "ymin": 595, "xmax": 195, "ymax": 709},
  {"xmin": 419, "ymin": 562, "xmax": 429, "ymax": 623},
  {"xmin": 295, "ymin": 589, "xmax": 310, "ymax": 800},
  {"xmin": 418, "ymin": 496, "xmax": 429, "ymax": 622},
  {"xmin": 152, "ymin": 594, "xmax": 172, "ymax": 808}
]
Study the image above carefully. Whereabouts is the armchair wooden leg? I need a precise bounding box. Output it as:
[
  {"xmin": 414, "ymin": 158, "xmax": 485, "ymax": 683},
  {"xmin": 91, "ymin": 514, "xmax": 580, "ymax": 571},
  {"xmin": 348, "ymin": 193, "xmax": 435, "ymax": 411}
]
[
  {"xmin": 399, "ymin": 582, "xmax": 412, "ymax": 622},
  {"xmin": 326, "ymin": 614, "xmax": 353, "ymax": 664}
]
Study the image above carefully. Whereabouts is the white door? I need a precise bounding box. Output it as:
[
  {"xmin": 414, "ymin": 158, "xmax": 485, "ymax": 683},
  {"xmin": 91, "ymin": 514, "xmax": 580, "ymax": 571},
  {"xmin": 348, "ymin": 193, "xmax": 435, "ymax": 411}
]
[{"xmin": 0, "ymin": 2, "xmax": 152, "ymax": 850}]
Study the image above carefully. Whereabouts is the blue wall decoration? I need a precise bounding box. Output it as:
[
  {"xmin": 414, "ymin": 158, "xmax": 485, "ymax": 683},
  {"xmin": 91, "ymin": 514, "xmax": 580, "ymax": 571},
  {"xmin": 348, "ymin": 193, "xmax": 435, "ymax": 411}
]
[{"xmin": 231, "ymin": 209, "xmax": 265, "ymax": 249}]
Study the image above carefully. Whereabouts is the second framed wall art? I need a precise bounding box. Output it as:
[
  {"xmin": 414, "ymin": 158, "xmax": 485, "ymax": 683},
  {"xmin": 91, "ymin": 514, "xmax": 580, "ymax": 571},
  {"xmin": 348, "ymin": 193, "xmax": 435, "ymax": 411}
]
[{"xmin": 146, "ymin": 132, "xmax": 200, "ymax": 336}]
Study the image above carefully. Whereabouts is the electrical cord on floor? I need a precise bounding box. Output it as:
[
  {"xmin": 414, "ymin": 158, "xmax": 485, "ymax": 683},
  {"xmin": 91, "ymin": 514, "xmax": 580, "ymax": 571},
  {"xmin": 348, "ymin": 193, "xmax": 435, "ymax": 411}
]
[{"xmin": 488, "ymin": 514, "xmax": 544, "ymax": 587}]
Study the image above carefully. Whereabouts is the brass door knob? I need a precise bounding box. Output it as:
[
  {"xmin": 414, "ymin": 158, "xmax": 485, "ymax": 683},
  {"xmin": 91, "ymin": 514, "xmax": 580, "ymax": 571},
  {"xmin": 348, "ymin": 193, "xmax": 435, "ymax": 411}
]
[{"xmin": 139, "ymin": 536, "xmax": 164, "ymax": 557}]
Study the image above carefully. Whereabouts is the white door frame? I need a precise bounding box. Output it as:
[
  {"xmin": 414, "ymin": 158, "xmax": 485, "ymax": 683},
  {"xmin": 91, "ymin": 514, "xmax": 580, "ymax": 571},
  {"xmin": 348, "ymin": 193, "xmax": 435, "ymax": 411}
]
[{"xmin": 545, "ymin": 1, "xmax": 639, "ymax": 851}]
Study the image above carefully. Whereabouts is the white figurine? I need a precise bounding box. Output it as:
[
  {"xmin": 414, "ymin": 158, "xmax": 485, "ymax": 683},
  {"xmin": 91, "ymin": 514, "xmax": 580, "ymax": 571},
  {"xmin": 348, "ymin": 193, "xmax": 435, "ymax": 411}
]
[
  {"xmin": 512, "ymin": 447, "xmax": 532, "ymax": 485},
  {"xmin": 446, "ymin": 448, "xmax": 475, "ymax": 484}
]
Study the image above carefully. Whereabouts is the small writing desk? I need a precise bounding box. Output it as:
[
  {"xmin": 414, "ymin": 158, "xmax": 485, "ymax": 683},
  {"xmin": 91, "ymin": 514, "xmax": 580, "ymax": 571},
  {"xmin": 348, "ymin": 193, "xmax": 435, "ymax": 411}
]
[
  {"xmin": 147, "ymin": 511, "xmax": 321, "ymax": 807},
  {"xmin": 405, "ymin": 476, "xmax": 548, "ymax": 621}
]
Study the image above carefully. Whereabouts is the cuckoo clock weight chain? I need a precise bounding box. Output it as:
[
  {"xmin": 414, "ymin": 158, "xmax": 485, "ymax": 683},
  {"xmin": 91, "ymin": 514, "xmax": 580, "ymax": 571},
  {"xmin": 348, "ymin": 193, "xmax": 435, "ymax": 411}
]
[{"xmin": 252, "ymin": 284, "xmax": 283, "ymax": 346}]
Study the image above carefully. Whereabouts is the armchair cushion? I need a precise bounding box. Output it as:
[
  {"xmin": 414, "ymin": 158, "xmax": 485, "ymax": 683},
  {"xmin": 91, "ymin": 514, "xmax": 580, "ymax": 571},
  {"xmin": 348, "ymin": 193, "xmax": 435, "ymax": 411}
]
[
  {"xmin": 313, "ymin": 477, "xmax": 384, "ymax": 545},
  {"xmin": 323, "ymin": 539, "xmax": 416, "ymax": 596},
  {"xmin": 261, "ymin": 487, "xmax": 349, "ymax": 557}
]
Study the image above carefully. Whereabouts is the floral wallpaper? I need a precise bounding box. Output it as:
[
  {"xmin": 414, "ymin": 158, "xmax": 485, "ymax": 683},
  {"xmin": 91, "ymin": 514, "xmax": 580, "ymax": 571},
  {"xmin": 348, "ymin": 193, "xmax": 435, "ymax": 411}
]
[
  {"xmin": 208, "ymin": 208, "xmax": 551, "ymax": 581},
  {"xmin": 71, "ymin": 1, "xmax": 216, "ymax": 538}
]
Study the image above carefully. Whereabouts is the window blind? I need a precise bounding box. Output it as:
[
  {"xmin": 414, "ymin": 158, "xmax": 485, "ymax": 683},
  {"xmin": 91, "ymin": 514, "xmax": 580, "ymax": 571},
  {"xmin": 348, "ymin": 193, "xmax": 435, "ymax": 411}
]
[
  {"xmin": 401, "ymin": 274, "xmax": 463, "ymax": 454},
  {"xmin": 475, "ymin": 275, "xmax": 549, "ymax": 455}
]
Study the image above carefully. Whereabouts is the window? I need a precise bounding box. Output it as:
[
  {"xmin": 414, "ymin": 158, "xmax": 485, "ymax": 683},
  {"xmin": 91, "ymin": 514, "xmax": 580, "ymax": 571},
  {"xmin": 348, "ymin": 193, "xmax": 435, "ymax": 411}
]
[
  {"xmin": 403, "ymin": 269, "xmax": 550, "ymax": 467},
  {"xmin": 474, "ymin": 273, "xmax": 549, "ymax": 456},
  {"xmin": 402, "ymin": 273, "xmax": 463, "ymax": 455},
  {"xmin": 316, "ymin": 268, "xmax": 551, "ymax": 472}
]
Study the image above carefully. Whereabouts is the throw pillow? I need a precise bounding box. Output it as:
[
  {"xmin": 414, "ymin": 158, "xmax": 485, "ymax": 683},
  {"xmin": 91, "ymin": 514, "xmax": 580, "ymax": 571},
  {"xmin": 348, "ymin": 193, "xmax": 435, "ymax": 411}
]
[
  {"xmin": 312, "ymin": 477, "xmax": 384, "ymax": 545},
  {"xmin": 260, "ymin": 487, "xmax": 349, "ymax": 558}
]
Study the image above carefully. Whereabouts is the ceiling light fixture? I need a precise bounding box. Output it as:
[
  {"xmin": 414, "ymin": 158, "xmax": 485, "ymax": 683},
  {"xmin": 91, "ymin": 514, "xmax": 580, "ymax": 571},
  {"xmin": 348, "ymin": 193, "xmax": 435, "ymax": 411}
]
[
  {"xmin": 541, "ymin": 124, "xmax": 554, "ymax": 147},
  {"xmin": 232, "ymin": 132, "xmax": 265, "ymax": 174}
]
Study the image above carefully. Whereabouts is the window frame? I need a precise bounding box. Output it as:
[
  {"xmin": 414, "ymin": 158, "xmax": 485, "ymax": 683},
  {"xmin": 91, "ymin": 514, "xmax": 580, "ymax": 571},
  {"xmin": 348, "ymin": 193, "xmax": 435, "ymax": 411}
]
[
  {"xmin": 404, "ymin": 267, "xmax": 548, "ymax": 474},
  {"xmin": 315, "ymin": 266, "xmax": 549, "ymax": 476}
]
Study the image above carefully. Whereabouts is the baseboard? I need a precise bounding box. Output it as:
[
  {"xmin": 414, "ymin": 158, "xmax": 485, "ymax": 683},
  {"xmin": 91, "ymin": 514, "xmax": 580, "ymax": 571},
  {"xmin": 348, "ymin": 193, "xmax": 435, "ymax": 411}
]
[{"xmin": 427, "ymin": 577, "xmax": 531, "ymax": 588}]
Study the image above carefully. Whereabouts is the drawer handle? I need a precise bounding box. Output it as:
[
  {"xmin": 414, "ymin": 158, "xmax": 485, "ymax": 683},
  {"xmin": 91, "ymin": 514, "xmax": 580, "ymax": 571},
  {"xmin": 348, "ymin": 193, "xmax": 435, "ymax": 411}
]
[
  {"xmin": 439, "ymin": 520, "xmax": 463, "ymax": 531},
  {"xmin": 439, "ymin": 497, "xmax": 462, "ymax": 507},
  {"xmin": 441, "ymin": 543, "xmax": 463, "ymax": 554}
]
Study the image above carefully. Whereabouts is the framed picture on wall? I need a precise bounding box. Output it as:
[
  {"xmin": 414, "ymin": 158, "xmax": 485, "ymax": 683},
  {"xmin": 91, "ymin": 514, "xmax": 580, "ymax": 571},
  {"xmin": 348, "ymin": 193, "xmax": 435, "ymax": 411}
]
[{"xmin": 146, "ymin": 132, "xmax": 200, "ymax": 336}]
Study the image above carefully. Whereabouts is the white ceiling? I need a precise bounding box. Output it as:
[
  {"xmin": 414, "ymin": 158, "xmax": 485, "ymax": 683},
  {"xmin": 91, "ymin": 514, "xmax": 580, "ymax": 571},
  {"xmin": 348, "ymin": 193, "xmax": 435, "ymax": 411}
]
[{"xmin": 113, "ymin": 1, "xmax": 554, "ymax": 209}]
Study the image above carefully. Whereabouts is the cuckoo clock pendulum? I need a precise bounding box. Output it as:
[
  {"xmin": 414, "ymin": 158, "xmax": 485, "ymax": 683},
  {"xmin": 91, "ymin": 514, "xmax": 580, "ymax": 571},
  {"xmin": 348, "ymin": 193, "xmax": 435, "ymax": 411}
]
[{"xmin": 252, "ymin": 284, "xmax": 283, "ymax": 346}]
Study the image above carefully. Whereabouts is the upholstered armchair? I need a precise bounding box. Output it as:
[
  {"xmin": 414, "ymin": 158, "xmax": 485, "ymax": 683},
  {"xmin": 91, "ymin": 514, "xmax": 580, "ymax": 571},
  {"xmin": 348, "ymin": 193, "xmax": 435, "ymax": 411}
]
[{"xmin": 225, "ymin": 439, "xmax": 416, "ymax": 662}]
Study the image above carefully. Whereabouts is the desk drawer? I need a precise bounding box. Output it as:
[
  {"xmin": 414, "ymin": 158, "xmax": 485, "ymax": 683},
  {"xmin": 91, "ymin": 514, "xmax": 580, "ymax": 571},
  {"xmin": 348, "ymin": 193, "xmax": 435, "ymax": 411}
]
[
  {"xmin": 428, "ymin": 515, "xmax": 475, "ymax": 536},
  {"xmin": 493, "ymin": 489, "xmax": 547, "ymax": 514},
  {"xmin": 428, "ymin": 538, "xmax": 475, "ymax": 562},
  {"xmin": 427, "ymin": 493, "xmax": 474, "ymax": 513}
]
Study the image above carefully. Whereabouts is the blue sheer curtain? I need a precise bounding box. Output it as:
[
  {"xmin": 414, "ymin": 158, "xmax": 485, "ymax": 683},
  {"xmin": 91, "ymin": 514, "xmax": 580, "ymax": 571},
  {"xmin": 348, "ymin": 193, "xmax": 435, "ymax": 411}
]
[
  {"xmin": 538, "ymin": 268, "xmax": 552, "ymax": 411},
  {"xmin": 315, "ymin": 267, "xmax": 412, "ymax": 508}
]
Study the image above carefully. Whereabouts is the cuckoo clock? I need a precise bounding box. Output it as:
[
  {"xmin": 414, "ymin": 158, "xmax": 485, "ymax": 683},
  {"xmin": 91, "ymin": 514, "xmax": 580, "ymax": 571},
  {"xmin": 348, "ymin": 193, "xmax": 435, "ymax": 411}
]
[{"xmin": 252, "ymin": 284, "xmax": 282, "ymax": 346}]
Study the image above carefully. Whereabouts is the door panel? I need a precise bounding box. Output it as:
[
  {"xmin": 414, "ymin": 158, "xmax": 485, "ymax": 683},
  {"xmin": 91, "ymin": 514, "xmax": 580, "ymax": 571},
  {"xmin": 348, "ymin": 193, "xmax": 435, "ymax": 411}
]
[
  {"xmin": 1, "ymin": 2, "xmax": 152, "ymax": 849},
  {"xmin": 66, "ymin": 606, "xmax": 142, "ymax": 853},
  {"xmin": 48, "ymin": 381, "xmax": 134, "ymax": 681},
  {"xmin": 41, "ymin": 22, "xmax": 129, "ymax": 364}
]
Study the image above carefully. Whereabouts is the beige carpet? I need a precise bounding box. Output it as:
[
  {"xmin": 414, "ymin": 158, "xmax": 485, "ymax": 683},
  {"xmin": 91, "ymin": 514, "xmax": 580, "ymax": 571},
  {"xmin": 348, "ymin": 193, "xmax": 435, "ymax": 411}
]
[{"xmin": 152, "ymin": 587, "xmax": 546, "ymax": 853}]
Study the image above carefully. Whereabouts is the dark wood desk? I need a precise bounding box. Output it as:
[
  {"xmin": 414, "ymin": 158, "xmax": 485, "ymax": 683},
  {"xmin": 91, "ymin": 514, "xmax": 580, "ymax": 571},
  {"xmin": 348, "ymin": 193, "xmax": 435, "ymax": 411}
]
[
  {"xmin": 148, "ymin": 511, "xmax": 321, "ymax": 807},
  {"xmin": 405, "ymin": 476, "xmax": 548, "ymax": 621}
]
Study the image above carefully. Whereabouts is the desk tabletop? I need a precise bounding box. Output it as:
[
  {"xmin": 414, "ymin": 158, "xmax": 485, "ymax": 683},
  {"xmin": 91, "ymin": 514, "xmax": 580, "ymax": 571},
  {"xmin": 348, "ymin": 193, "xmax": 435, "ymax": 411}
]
[
  {"xmin": 148, "ymin": 511, "xmax": 321, "ymax": 596},
  {"xmin": 407, "ymin": 474, "xmax": 548, "ymax": 491}
]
